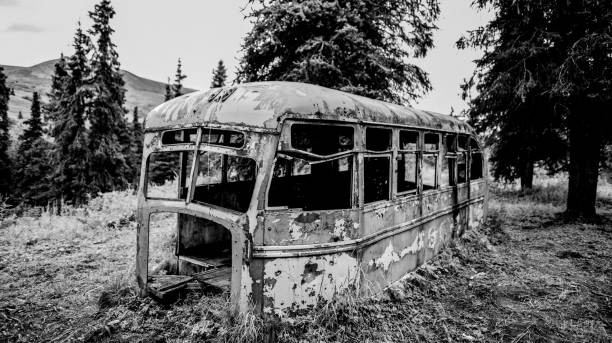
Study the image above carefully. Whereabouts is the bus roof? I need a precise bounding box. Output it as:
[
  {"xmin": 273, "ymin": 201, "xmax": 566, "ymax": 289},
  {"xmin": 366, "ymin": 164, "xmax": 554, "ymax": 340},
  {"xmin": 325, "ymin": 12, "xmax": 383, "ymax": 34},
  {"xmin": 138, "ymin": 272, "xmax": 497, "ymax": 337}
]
[{"xmin": 145, "ymin": 81, "xmax": 473, "ymax": 134}]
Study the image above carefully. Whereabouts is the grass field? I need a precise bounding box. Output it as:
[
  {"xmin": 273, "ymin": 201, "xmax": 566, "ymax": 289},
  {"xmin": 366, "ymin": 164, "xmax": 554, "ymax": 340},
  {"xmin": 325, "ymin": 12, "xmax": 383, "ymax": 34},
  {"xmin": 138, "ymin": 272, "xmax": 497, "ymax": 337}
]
[{"xmin": 0, "ymin": 175, "xmax": 611, "ymax": 342}]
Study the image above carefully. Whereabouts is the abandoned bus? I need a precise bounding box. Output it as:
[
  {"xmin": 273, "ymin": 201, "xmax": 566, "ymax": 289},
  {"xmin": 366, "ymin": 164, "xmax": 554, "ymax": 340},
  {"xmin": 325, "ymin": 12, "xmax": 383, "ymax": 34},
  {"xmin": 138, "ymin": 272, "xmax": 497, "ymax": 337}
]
[{"xmin": 136, "ymin": 81, "xmax": 487, "ymax": 317}]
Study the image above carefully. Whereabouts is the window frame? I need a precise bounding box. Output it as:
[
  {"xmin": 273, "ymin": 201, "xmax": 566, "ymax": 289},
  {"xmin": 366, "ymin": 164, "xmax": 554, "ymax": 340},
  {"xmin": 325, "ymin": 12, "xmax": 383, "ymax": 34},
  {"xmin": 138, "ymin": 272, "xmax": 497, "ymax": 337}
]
[
  {"xmin": 441, "ymin": 133, "xmax": 457, "ymax": 189},
  {"xmin": 161, "ymin": 128, "xmax": 246, "ymax": 149},
  {"xmin": 289, "ymin": 122, "xmax": 355, "ymax": 157},
  {"xmin": 144, "ymin": 149, "xmax": 194, "ymax": 201},
  {"xmin": 469, "ymin": 137, "xmax": 484, "ymax": 181},
  {"xmin": 364, "ymin": 126, "xmax": 393, "ymax": 153},
  {"xmin": 265, "ymin": 153, "xmax": 356, "ymax": 211},
  {"xmin": 363, "ymin": 153, "xmax": 392, "ymax": 205},
  {"xmin": 421, "ymin": 132, "xmax": 440, "ymax": 192},
  {"xmin": 396, "ymin": 129, "xmax": 420, "ymax": 196}
]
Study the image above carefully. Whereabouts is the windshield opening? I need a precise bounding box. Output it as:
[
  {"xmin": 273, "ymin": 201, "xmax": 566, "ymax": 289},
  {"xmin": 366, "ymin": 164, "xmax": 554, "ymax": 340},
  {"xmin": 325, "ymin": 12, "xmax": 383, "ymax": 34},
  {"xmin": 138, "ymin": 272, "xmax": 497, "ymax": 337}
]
[
  {"xmin": 146, "ymin": 151, "xmax": 193, "ymax": 200},
  {"xmin": 192, "ymin": 151, "xmax": 257, "ymax": 212}
]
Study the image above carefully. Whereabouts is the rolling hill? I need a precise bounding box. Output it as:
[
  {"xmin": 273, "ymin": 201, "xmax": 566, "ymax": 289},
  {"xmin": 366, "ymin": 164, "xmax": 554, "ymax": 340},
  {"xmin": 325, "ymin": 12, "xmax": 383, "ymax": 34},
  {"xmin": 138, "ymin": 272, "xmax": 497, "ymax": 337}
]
[{"xmin": 1, "ymin": 59, "xmax": 196, "ymax": 125}]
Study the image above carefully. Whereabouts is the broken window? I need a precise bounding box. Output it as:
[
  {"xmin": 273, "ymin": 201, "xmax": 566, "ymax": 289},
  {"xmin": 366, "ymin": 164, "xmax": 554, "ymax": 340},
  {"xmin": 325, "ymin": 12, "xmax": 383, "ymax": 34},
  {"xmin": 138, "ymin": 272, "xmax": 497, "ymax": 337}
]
[
  {"xmin": 192, "ymin": 152, "xmax": 256, "ymax": 212},
  {"xmin": 268, "ymin": 155, "xmax": 353, "ymax": 210},
  {"xmin": 445, "ymin": 134, "xmax": 456, "ymax": 153},
  {"xmin": 471, "ymin": 152, "xmax": 484, "ymax": 180},
  {"xmin": 458, "ymin": 135, "xmax": 469, "ymax": 151},
  {"xmin": 291, "ymin": 124, "xmax": 353, "ymax": 156},
  {"xmin": 366, "ymin": 127, "xmax": 392, "ymax": 151},
  {"xmin": 364, "ymin": 156, "xmax": 390, "ymax": 203},
  {"xmin": 424, "ymin": 133, "xmax": 440, "ymax": 151},
  {"xmin": 162, "ymin": 128, "xmax": 245, "ymax": 148},
  {"xmin": 422, "ymin": 154, "xmax": 437, "ymax": 190},
  {"xmin": 441, "ymin": 157, "xmax": 455, "ymax": 187},
  {"xmin": 442, "ymin": 134, "xmax": 457, "ymax": 187},
  {"xmin": 400, "ymin": 130, "xmax": 419, "ymax": 150},
  {"xmin": 162, "ymin": 129, "xmax": 198, "ymax": 145},
  {"xmin": 146, "ymin": 151, "xmax": 193, "ymax": 199},
  {"xmin": 421, "ymin": 133, "xmax": 439, "ymax": 191},
  {"xmin": 457, "ymin": 153, "xmax": 467, "ymax": 184},
  {"xmin": 397, "ymin": 153, "xmax": 417, "ymax": 193},
  {"xmin": 470, "ymin": 137, "xmax": 480, "ymax": 151},
  {"xmin": 200, "ymin": 129, "xmax": 245, "ymax": 148}
]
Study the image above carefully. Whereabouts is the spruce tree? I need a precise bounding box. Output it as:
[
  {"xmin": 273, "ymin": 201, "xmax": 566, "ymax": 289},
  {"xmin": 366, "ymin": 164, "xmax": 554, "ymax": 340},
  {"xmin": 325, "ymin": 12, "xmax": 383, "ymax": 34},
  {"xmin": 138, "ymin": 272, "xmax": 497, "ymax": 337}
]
[
  {"xmin": 0, "ymin": 67, "xmax": 12, "ymax": 197},
  {"xmin": 460, "ymin": 0, "xmax": 611, "ymax": 217},
  {"xmin": 18, "ymin": 112, "xmax": 22, "ymax": 120},
  {"xmin": 164, "ymin": 77, "xmax": 173, "ymax": 101},
  {"xmin": 46, "ymin": 54, "xmax": 69, "ymax": 123},
  {"xmin": 15, "ymin": 92, "xmax": 53, "ymax": 205},
  {"xmin": 19, "ymin": 92, "xmax": 43, "ymax": 150},
  {"xmin": 210, "ymin": 60, "xmax": 227, "ymax": 88},
  {"xmin": 49, "ymin": 23, "xmax": 92, "ymax": 206},
  {"xmin": 87, "ymin": 0, "xmax": 129, "ymax": 193},
  {"xmin": 172, "ymin": 58, "xmax": 187, "ymax": 98},
  {"xmin": 238, "ymin": 0, "xmax": 440, "ymax": 104}
]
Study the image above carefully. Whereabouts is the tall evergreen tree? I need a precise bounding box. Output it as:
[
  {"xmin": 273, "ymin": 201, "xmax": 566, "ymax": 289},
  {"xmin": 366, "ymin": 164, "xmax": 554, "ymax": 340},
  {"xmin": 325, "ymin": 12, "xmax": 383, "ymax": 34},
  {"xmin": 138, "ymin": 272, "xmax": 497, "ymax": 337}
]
[
  {"xmin": 19, "ymin": 92, "xmax": 43, "ymax": 149},
  {"xmin": 17, "ymin": 112, "xmax": 22, "ymax": 120},
  {"xmin": 15, "ymin": 92, "xmax": 53, "ymax": 205},
  {"xmin": 49, "ymin": 24, "xmax": 92, "ymax": 206},
  {"xmin": 210, "ymin": 60, "xmax": 227, "ymax": 88},
  {"xmin": 237, "ymin": 0, "xmax": 440, "ymax": 104},
  {"xmin": 172, "ymin": 58, "xmax": 187, "ymax": 98},
  {"xmin": 45, "ymin": 54, "xmax": 69, "ymax": 123},
  {"xmin": 0, "ymin": 67, "xmax": 12, "ymax": 197},
  {"xmin": 457, "ymin": 1, "xmax": 567, "ymax": 190},
  {"xmin": 460, "ymin": 0, "xmax": 612, "ymax": 217},
  {"xmin": 164, "ymin": 77, "xmax": 173, "ymax": 102},
  {"xmin": 87, "ymin": 0, "xmax": 130, "ymax": 193}
]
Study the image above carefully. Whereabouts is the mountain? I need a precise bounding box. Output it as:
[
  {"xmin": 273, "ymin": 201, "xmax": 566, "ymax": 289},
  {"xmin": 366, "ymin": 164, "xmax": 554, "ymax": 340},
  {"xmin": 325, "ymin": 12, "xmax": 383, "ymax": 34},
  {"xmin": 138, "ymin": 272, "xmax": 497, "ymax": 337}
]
[{"xmin": 1, "ymin": 59, "xmax": 196, "ymax": 125}]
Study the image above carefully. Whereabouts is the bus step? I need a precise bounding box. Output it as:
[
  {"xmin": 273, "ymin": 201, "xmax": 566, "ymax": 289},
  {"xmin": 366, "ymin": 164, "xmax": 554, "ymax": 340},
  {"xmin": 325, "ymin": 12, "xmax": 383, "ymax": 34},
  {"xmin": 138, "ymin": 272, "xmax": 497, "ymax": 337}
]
[{"xmin": 193, "ymin": 266, "xmax": 231, "ymax": 291}]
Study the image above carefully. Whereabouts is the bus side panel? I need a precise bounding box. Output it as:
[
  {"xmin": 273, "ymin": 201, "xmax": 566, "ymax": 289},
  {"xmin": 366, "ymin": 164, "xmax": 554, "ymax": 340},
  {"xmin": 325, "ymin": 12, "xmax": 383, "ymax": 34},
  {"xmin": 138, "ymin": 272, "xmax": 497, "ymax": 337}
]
[
  {"xmin": 469, "ymin": 180, "xmax": 486, "ymax": 231},
  {"xmin": 362, "ymin": 203, "xmax": 398, "ymax": 237},
  {"xmin": 392, "ymin": 196, "xmax": 420, "ymax": 226},
  {"xmin": 262, "ymin": 209, "xmax": 360, "ymax": 246},
  {"xmin": 358, "ymin": 213, "xmax": 455, "ymax": 292},
  {"xmin": 261, "ymin": 252, "xmax": 359, "ymax": 317}
]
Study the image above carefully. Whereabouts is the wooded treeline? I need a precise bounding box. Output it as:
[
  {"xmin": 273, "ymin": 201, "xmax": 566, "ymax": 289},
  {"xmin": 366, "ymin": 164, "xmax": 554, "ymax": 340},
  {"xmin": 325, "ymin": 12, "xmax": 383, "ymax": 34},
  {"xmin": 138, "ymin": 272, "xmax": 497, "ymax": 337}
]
[
  {"xmin": 0, "ymin": 0, "xmax": 609, "ymax": 219},
  {"xmin": 459, "ymin": 0, "xmax": 611, "ymax": 217},
  {"xmin": 0, "ymin": 0, "xmax": 223, "ymax": 209}
]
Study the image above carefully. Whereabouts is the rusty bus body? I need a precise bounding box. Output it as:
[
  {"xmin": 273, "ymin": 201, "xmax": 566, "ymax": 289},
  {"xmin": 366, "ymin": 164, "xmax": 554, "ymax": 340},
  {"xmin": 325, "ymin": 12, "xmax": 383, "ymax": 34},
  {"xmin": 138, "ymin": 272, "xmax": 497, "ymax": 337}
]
[{"xmin": 136, "ymin": 81, "xmax": 487, "ymax": 317}]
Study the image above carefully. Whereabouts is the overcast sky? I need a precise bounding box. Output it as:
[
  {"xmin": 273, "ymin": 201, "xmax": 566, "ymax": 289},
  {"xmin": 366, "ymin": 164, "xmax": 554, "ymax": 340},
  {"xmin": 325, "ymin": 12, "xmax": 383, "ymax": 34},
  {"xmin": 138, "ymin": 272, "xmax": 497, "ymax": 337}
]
[{"xmin": 0, "ymin": 0, "xmax": 491, "ymax": 114}]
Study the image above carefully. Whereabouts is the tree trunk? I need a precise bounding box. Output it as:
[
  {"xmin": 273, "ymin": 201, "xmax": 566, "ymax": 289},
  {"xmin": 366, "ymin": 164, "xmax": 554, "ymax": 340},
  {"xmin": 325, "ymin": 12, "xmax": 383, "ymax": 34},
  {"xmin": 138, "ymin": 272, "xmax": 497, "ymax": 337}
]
[
  {"xmin": 566, "ymin": 100, "xmax": 602, "ymax": 218},
  {"xmin": 520, "ymin": 152, "xmax": 534, "ymax": 191}
]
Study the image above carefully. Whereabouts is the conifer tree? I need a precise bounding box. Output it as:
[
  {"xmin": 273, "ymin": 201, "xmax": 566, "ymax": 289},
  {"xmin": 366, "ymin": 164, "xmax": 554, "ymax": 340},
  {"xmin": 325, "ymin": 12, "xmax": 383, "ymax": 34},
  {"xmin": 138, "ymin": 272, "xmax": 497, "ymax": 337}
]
[
  {"xmin": 210, "ymin": 60, "xmax": 227, "ymax": 88},
  {"xmin": 172, "ymin": 58, "xmax": 187, "ymax": 98},
  {"xmin": 19, "ymin": 92, "xmax": 43, "ymax": 149},
  {"xmin": 46, "ymin": 54, "xmax": 69, "ymax": 123},
  {"xmin": 460, "ymin": 0, "xmax": 611, "ymax": 217},
  {"xmin": 15, "ymin": 92, "xmax": 53, "ymax": 205},
  {"xmin": 87, "ymin": 0, "xmax": 129, "ymax": 193},
  {"xmin": 18, "ymin": 111, "xmax": 22, "ymax": 120},
  {"xmin": 49, "ymin": 24, "xmax": 92, "ymax": 206},
  {"xmin": 0, "ymin": 67, "xmax": 12, "ymax": 196},
  {"xmin": 164, "ymin": 77, "xmax": 173, "ymax": 102},
  {"xmin": 238, "ymin": 0, "xmax": 440, "ymax": 104}
]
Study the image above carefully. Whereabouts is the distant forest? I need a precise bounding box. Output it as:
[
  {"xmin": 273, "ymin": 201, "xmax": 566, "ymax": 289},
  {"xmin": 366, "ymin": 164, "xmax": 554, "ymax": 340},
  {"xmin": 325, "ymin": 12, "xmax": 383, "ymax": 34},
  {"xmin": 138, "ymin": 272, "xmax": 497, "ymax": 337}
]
[{"xmin": 0, "ymin": 0, "xmax": 229, "ymax": 211}]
